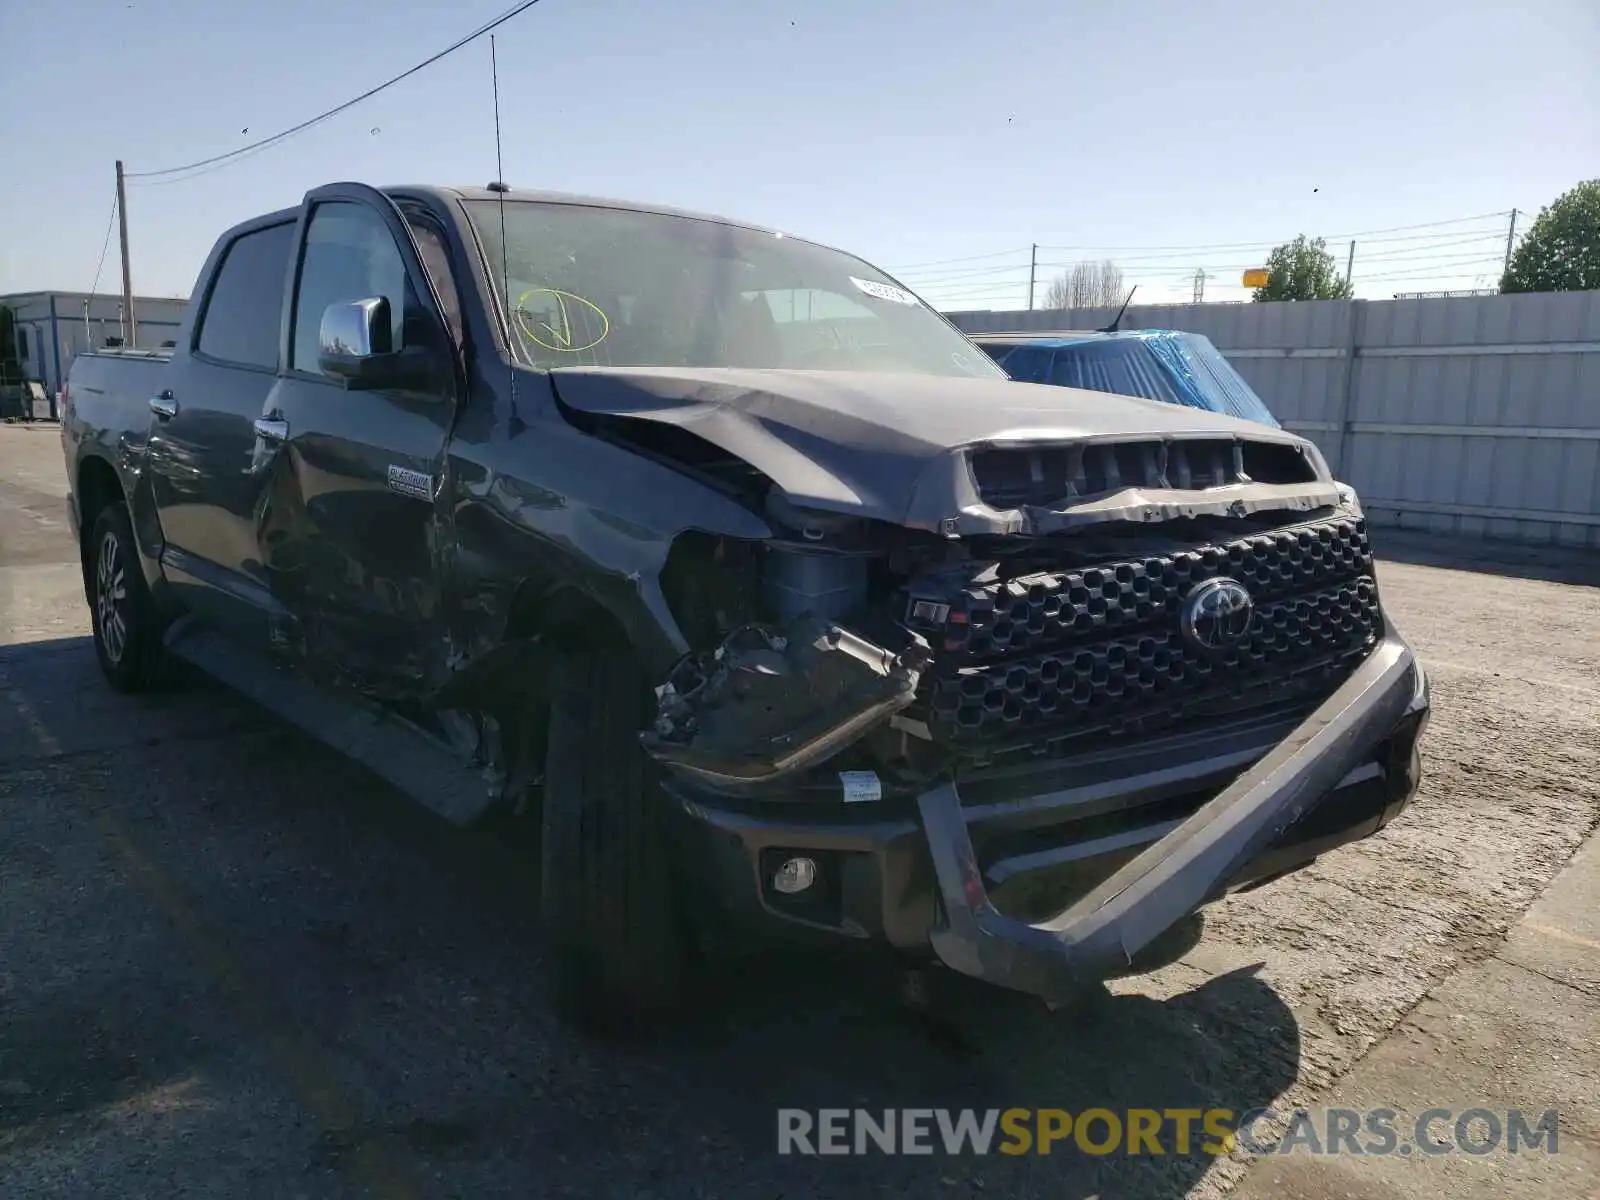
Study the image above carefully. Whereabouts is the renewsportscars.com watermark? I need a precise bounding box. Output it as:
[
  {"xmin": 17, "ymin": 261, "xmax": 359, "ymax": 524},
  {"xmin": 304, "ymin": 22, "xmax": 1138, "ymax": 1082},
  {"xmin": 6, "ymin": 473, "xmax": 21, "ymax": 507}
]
[{"xmin": 776, "ymin": 1107, "xmax": 1562, "ymax": 1158}]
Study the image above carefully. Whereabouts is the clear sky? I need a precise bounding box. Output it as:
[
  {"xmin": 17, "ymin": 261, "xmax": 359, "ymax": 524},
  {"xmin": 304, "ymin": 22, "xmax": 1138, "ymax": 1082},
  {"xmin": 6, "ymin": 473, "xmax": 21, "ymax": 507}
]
[{"xmin": 1, "ymin": 0, "xmax": 1595, "ymax": 308}]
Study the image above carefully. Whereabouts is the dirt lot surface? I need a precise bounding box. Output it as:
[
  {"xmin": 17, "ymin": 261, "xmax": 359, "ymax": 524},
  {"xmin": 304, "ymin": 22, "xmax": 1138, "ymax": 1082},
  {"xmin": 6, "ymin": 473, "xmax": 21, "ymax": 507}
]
[{"xmin": 2, "ymin": 422, "xmax": 1597, "ymax": 1198}]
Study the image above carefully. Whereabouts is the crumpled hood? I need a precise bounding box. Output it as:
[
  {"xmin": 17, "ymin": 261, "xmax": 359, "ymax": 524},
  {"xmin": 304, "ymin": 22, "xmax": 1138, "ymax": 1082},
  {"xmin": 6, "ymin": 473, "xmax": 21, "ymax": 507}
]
[{"xmin": 548, "ymin": 366, "xmax": 1336, "ymax": 534}]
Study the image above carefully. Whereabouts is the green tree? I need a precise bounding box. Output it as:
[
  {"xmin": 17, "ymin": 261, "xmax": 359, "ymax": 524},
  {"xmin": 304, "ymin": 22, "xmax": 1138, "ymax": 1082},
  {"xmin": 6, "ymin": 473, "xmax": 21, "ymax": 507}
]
[
  {"xmin": 1251, "ymin": 235, "xmax": 1353, "ymax": 302},
  {"xmin": 1501, "ymin": 180, "xmax": 1600, "ymax": 293}
]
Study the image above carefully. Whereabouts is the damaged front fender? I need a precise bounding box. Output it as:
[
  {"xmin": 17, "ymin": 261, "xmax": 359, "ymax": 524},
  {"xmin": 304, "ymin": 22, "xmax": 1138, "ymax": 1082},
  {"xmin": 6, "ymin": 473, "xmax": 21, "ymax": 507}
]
[{"xmin": 641, "ymin": 617, "xmax": 930, "ymax": 796}]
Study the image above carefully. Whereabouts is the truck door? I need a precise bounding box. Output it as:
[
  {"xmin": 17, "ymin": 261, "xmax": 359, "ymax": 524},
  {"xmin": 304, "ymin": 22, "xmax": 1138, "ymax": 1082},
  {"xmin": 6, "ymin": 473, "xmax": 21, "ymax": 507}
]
[
  {"xmin": 143, "ymin": 218, "xmax": 298, "ymax": 649},
  {"xmin": 251, "ymin": 184, "xmax": 461, "ymax": 696}
]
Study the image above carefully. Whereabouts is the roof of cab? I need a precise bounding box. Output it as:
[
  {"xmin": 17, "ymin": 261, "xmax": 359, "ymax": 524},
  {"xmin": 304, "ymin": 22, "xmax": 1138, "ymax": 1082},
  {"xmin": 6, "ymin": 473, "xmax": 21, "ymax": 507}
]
[
  {"xmin": 391, "ymin": 184, "xmax": 784, "ymax": 237},
  {"xmin": 221, "ymin": 184, "xmax": 797, "ymax": 255}
]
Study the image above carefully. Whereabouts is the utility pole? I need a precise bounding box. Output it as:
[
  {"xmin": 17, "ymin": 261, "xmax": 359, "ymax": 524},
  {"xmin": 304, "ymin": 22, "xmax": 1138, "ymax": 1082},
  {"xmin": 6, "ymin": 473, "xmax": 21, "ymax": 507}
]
[
  {"xmin": 1027, "ymin": 243, "xmax": 1038, "ymax": 310},
  {"xmin": 1345, "ymin": 239, "xmax": 1356, "ymax": 290},
  {"xmin": 115, "ymin": 160, "xmax": 137, "ymax": 348},
  {"xmin": 1502, "ymin": 209, "xmax": 1519, "ymax": 276},
  {"xmin": 1191, "ymin": 268, "xmax": 1207, "ymax": 303}
]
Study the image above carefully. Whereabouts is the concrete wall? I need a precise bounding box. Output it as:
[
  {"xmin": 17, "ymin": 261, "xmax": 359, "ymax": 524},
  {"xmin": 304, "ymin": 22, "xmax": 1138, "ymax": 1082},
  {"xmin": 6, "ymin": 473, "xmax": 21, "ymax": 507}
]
[{"xmin": 950, "ymin": 291, "xmax": 1600, "ymax": 548}]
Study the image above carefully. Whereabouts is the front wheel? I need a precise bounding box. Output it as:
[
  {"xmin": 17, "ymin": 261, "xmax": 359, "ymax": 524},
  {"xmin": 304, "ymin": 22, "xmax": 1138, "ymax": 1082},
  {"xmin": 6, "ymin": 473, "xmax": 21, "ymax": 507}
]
[
  {"xmin": 539, "ymin": 645, "xmax": 691, "ymax": 1031},
  {"xmin": 86, "ymin": 504, "xmax": 168, "ymax": 692}
]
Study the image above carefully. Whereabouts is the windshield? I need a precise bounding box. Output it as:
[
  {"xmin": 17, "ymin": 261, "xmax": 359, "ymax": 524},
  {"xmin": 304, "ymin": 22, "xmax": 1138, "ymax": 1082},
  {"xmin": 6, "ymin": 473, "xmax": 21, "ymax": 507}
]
[{"xmin": 463, "ymin": 200, "xmax": 1004, "ymax": 379}]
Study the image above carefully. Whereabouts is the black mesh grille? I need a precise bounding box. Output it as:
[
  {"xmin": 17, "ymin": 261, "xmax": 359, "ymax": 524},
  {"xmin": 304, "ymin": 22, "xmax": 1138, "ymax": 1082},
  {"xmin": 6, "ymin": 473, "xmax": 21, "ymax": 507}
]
[
  {"xmin": 924, "ymin": 578, "xmax": 1379, "ymax": 744},
  {"xmin": 903, "ymin": 517, "xmax": 1381, "ymax": 754},
  {"xmin": 909, "ymin": 518, "xmax": 1371, "ymax": 662}
]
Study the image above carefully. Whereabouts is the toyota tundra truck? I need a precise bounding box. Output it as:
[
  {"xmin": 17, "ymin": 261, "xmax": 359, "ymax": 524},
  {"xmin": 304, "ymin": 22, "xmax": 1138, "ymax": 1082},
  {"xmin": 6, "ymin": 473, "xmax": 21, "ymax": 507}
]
[{"xmin": 60, "ymin": 182, "xmax": 1429, "ymax": 1029}]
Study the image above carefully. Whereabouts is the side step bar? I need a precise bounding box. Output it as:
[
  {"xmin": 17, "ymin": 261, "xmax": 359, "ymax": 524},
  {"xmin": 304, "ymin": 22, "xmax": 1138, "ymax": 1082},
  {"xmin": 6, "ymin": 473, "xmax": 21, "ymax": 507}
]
[{"xmin": 163, "ymin": 619, "xmax": 499, "ymax": 825}]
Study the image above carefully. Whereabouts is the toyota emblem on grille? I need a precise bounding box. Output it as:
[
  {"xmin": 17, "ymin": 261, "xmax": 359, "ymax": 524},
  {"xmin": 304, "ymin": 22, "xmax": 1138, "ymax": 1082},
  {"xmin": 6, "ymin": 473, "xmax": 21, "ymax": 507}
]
[{"xmin": 1180, "ymin": 577, "xmax": 1255, "ymax": 650}]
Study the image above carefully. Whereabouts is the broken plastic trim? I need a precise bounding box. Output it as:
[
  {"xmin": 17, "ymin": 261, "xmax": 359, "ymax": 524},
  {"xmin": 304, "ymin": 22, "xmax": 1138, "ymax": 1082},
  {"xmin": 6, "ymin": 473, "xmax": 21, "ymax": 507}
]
[
  {"xmin": 641, "ymin": 617, "xmax": 930, "ymax": 796},
  {"xmin": 936, "ymin": 479, "xmax": 1344, "ymax": 538}
]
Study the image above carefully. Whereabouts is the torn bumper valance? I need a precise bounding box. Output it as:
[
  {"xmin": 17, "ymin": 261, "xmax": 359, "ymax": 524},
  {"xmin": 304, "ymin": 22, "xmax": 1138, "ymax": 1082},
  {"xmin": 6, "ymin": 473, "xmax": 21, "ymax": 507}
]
[{"xmin": 640, "ymin": 618, "xmax": 930, "ymax": 795}]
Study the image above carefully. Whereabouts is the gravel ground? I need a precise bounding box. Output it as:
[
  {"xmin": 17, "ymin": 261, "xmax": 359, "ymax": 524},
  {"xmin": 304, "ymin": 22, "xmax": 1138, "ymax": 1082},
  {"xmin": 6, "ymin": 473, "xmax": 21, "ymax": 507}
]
[{"xmin": 1, "ymin": 424, "xmax": 1596, "ymax": 1199}]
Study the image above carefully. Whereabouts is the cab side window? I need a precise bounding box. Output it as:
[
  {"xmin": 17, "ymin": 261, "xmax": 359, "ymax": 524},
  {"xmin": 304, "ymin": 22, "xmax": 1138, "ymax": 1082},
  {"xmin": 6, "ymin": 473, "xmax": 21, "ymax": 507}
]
[
  {"xmin": 196, "ymin": 221, "xmax": 295, "ymax": 368},
  {"xmin": 291, "ymin": 202, "xmax": 408, "ymax": 373}
]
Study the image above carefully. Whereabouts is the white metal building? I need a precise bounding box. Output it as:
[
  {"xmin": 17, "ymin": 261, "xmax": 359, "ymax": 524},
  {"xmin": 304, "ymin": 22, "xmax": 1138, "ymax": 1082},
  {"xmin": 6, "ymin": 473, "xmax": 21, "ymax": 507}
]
[{"xmin": 4, "ymin": 290, "xmax": 189, "ymax": 409}]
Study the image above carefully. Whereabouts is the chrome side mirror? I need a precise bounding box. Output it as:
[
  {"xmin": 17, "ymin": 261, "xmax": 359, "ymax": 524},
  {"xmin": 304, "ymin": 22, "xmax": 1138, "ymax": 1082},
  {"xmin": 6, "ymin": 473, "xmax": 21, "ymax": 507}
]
[
  {"xmin": 316, "ymin": 296, "xmax": 442, "ymax": 393},
  {"xmin": 319, "ymin": 297, "xmax": 392, "ymax": 366},
  {"xmin": 317, "ymin": 296, "xmax": 436, "ymax": 392}
]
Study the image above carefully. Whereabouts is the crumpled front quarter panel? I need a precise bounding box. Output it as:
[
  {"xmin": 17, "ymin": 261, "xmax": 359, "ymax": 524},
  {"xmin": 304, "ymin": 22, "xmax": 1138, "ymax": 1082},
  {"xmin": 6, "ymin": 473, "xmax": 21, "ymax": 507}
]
[{"xmin": 446, "ymin": 376, "xmax": 771, "ymax": 675}]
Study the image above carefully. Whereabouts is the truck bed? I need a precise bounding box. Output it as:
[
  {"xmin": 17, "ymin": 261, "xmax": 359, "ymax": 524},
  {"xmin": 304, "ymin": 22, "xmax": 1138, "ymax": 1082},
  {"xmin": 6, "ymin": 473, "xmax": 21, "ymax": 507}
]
[{"xmin": 65, "ymin": 350, "xmax": 170, "ymax": 433}]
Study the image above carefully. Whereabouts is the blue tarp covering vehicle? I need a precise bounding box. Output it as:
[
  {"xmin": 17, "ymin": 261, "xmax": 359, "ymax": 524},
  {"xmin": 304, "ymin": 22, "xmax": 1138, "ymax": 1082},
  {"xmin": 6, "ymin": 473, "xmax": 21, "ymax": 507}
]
[{"xmin": 972, "ymin": 329, "xmax": 1281, "ymax": 428}]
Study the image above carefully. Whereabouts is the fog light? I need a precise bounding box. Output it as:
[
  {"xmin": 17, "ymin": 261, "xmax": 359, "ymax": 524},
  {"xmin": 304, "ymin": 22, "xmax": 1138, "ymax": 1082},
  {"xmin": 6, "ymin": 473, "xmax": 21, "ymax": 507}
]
[{"xmin": 772, "ymin": 856, "xmax": 817, "ymax": 895}]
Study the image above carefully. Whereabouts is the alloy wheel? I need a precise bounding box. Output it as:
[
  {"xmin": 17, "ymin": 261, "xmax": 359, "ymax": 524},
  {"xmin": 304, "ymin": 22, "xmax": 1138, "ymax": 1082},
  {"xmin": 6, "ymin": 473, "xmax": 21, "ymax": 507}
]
[{"xmin": 96, "ymin": 530, "xmax": 129, "ymax": 663}]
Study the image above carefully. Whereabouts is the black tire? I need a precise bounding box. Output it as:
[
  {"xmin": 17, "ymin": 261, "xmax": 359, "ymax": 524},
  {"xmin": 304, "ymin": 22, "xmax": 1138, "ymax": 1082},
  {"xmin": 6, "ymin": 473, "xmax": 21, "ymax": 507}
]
[
  {"xmin": 86, "ymin": 503, "xmax": 168, "ymax": 692},
  {"xmin": 539, "ymin": 644, "xmax": 689, "ymax": 1031}
]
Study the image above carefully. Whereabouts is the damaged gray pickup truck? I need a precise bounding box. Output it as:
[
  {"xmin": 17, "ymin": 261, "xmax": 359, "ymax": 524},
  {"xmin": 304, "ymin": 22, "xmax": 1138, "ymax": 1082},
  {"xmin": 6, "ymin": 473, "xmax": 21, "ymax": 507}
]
[{"xmin": 61, "ymin": 182, "xmax": 1429, "ymax": 1029}]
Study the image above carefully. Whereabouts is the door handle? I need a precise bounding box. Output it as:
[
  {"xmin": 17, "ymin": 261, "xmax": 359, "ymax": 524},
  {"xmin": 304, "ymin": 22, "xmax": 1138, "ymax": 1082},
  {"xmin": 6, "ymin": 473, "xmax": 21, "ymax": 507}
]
[
  {"xmin": 253, "ymin": 417, "xmax": 290, "ymax": 443},
  {"xmin": 149, "ymin": 391, "xmax": 177, "ymax": 420}
]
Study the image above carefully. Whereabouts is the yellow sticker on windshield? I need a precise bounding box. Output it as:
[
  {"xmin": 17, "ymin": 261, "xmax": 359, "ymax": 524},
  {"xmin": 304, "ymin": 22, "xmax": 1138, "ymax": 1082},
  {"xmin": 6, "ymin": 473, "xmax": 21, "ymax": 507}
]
[{"xmin": 514, "ymin": 288, "xmax": 610, "ymax": 353}]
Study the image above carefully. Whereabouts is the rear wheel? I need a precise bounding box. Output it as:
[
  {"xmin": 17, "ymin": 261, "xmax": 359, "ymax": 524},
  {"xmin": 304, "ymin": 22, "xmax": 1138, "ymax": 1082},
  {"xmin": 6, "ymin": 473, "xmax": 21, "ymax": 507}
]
[
  {"xmin": 539, "ymin": 644, "xmax": 690, "ymax": 1031},
  {"xmin": 87, "ymin": 504, "xmax": 167, "ymax": 692}
]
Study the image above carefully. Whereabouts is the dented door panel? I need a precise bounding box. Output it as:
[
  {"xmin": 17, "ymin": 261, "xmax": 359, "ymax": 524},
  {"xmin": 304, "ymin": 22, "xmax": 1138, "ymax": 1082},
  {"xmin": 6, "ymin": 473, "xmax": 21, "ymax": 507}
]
[
  {"xmin": 256, "ymin": 375, "xmax": 454, "ymax": 691},
  {"xmin": 257, "ymin": 186, "xmax": 459, "ymax": 693}
]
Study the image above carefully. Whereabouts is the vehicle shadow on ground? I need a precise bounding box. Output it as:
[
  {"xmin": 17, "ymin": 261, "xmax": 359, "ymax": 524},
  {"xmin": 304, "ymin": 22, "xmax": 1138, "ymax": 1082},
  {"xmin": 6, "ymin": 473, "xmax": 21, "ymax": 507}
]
[
  {"xmin": 635, "ymin": 954, "xmax": 1299, "ymax": 1195},
  {"xmin": 1374, "ymin": 529, "xmax": 1600, "ymax": 587},
  {"xmin": 350, "ymin": 796, "xmax": 1302, "ymax": 1196},
  {"xmin": 0, "ymin": 635, "xmax": 1302, "ymax": 1198},
  {"xmin": 324, "ymin": 756, "xmax": 1304, "ymax": 1195}
]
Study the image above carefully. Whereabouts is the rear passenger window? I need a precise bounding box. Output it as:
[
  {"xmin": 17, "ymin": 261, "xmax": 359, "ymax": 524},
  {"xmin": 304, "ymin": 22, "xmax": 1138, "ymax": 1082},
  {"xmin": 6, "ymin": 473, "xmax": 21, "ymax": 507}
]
[{"xmin": 196, "ymin": 222, "xmax": 294, "ymax": 368}]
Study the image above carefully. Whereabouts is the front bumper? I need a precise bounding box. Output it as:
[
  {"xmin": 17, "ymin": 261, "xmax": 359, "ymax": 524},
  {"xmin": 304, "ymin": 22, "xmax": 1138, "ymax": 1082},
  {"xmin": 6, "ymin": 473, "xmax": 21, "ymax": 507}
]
[{"xmin": 670, "ymin": 626, "xmax": 1428, "ymax": 1003}]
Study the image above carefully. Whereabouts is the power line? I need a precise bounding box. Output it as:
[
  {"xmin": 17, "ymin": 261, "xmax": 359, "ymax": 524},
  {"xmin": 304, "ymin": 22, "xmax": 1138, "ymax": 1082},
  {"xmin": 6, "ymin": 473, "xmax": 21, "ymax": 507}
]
[
  {"xmin": 1340, "ymin": 233, "xmax": 1504, "ymax": 261},
  {"xmin": 1299, "ymin": 223, "xmax": 1507, "ymax": 248},
  {"xmin": 900, "ymin": 228, "xmax": 1508, "ymax": 288},
  {"xmin": 908, "ymin": 285, "xmax": 1024, "ymax": 297},
  {"xmin": 904, "ymin": 275, "xmax": 1033, "ymax": 290},
  {"xmin": 1030, "ymin": 220, "xmax": 1507, "ymax": 257},
  {"xmin": 1356, "ymin": 252, "xmax": 1504, "ymax": 273},
  {"xmin": 890, "ymin": 269, "xmax": 1030, "ymax": 287},
  {"xmin": 896, "ymin": 272, "xmax": 1031, "ymax": 290},
  {"xmin": 1317, "ymin": 211, "xmax": 1512, "ymax": 239},
  {"xmin": 890, "ymin": 217, "xmax": 1514, "ymax": 290},
  {"xmin": 125, "ymin": 0, "xmax": 547, "ymax": 181},
  {"xmin": 914, "ymin": 280, "xmax": 1030, "ymax": 295},
  {"xmin": 885, "ymin": 247, "xmax": 1030, "ymax": 270},
  {"xmin": 912, "ymin": 283, "xmax": 1033, "ymax": 299},
  {"xmin": 1024, "ymin": 248, "xmax": 1510, "ymax": 277},
  {"xmin": 1033, "ymin": 211, "xmax": 1509, "ymax": 254},
  {"xmin": 88, "ymin": 191, "xmax": 119, "ymax": 298},
  {"xmin": 128, "ymin": 134, "xmax": 307, "ymax": 188},
  {"xmin": 913, "ymin": 253, "xmax": 1507, "ymax": 302},
  {"xmin": 1356, "ymin": 260, "xmax": 1505, "ymax": 282},
  {"xmin": 901, "ymin": 211, "xmax": 1519, "ymax": 306},
  {"xmin": 891, "ymin": 260, "xmax": 1031, "ymax": 283},
  {"xmin": 1038, "ymin": 230, "xmax": 1505, "ymax": 268}
]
